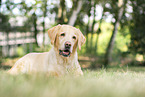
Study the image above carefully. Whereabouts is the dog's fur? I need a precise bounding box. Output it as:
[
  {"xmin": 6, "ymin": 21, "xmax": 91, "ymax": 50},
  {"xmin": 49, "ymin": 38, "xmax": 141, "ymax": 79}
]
[{"xmin": 8, "ymin": 25, "xmax": 86, "ymax": 76}]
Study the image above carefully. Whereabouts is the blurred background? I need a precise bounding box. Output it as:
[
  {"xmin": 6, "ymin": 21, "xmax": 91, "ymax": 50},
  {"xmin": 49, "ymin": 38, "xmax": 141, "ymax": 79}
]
[{"xmin": 0, "ymin": 0, "xmax": 144, "ymax": 69}]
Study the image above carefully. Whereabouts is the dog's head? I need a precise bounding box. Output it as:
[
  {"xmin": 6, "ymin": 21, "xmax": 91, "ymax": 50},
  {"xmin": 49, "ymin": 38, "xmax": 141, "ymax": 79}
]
[{"xmin": 48, "ymin": 24, "xmax": 86, "ymax": 57}]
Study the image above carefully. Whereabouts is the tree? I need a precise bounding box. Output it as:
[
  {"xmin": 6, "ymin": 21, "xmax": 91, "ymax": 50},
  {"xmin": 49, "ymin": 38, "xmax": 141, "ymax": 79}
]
[
  {"xmin": 84, "ymin": 0, "xmax": 92, "ymax": 52},
  {"xmin": 0, "ymin": 0, "xmax": 1, "ymax": 12},
  {"xmin": 18, "ymin": 0, "xmax": 50, "ymax": 47},
  {"xmin": 0, "ymin": 13, "xmax": 11, "ymax": 57},
  {"xmin": 68, "ymin": 0, "xmax": 83, "ymax": 26},
  {"xmin": 41, "ymin": 0, "xmax": 48, "ymax": 47},
  {"xmin": 129, "ymin": 0, "xmax": 145, "ymax": 60},
  {"xmin": 18, "ymin": 0, "xmax": 38, "ymax": 46},
  {"xmin": 104, "ymin": 0, "xmax": 125, "ymax": 67},
  {"xmin": 94, "ymin": 8, "xmax": 104, "ymax": 54},
  {"xmin": 32, "ymin": 13, "xmax": 38, "ymax": 46},
  {"xmin": 57, "ymin": 0, "xmax": 67, "ymax": 24}
]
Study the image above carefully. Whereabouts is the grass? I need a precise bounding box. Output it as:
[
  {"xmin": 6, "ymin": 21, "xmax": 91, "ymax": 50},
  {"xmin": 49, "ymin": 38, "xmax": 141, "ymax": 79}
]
[{"xmin": 0, "ymin": 67, "xmax": 145, "ymax": 97}]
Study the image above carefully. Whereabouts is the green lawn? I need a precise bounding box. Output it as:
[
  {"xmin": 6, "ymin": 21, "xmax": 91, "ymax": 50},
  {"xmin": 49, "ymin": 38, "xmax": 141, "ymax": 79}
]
[{"xmin": 0, "ymin": 67, "xmax": 145, "ymax": 97}]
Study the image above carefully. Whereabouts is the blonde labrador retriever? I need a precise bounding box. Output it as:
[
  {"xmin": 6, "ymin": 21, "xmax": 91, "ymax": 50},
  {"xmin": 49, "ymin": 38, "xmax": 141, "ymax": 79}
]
[{"xmin": 8, "ymin": 24, "xmax": 86, "ymax": 76}]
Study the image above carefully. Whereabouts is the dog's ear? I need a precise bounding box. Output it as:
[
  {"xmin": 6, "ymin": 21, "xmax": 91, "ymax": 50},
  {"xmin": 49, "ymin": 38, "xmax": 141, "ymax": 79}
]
[
  {"xmin": 77, "ymin": 29, "xmax": 86, "ymax": 50},
  {"xmin": 48, "ymin": 24, "xmax": 61, "ymax": 45}
]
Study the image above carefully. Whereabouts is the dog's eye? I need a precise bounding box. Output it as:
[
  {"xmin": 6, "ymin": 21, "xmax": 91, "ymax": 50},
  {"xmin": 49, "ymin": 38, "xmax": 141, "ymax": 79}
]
[
  {"xmin": 60, "ymin": 33, "xmax": 65, "ymax": 37},
  {"xmin": 72, "ymin": 36, "xmax": 76, "ymax": 40}
]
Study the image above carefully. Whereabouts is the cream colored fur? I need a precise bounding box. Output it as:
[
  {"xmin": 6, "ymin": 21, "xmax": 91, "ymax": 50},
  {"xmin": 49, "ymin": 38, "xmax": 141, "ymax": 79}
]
[{"xmin": 8, "ymin": 25, "xmax": 86, "ymax": 76}]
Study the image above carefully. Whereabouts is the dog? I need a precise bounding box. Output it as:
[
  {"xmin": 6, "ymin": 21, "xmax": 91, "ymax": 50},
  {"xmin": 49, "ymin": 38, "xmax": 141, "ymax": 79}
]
[{"xmin": 8, "ymin": 24, "xmax": 86, "ymax": 76}]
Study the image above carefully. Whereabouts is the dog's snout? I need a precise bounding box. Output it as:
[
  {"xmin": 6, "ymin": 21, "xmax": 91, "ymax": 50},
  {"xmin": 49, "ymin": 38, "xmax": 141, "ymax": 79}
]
[{"xmin": 65, "ymin": 41, "xmax": 71, "ymax": 48}]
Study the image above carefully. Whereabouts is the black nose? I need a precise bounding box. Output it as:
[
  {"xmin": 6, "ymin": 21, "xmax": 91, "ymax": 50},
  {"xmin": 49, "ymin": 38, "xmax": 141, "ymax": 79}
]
[{"xmin": 65, "ymin": 41, "xmax": 71, "ymax": 49}]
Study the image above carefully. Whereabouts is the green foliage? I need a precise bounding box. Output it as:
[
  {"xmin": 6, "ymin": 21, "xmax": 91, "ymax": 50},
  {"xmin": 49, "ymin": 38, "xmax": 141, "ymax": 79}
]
[
  {"xmin": 0, "ymin": 0, "xmax": 144, "ymax": 66},
  {"xmin": 129, "ymin": 0, "xmax": 145, "ymax": 56},
  {"xmin": 80, "ymin": 22, "xmax": 130, "ymax": 56},
  {"xmin": 17, "ymin": 46, "xmax": 25, "ymax": 57},
  {"xmin": 114, "ymin": 27, "xmax": 130, "ymax": 53},
  {"xmin": 0, "ymin": 13, "xmax": 11, "ymax": 32}
]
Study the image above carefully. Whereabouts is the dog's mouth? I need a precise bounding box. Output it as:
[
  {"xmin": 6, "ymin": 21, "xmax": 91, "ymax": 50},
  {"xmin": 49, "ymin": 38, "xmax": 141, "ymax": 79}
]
[{"xmin": 59, "ymin": 49, "xmax": 70, "ymax": 57}]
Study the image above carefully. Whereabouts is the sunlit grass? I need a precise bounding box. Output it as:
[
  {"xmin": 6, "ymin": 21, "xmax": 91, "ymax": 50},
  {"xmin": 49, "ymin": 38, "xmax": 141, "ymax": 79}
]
[{"xmin": 0, "ymin": 68, "xmax": 145, "ymax": 97}]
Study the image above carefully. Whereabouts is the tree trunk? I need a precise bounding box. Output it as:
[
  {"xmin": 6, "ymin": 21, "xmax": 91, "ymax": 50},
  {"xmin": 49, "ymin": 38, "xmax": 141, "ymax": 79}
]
[
  {"xmin": 95, "ymin": 32, "xmax": 100, "ymax": 54},
  {"xmin": 86, "ymin": 16, "xmax": 91, "ymax": 52},
  {"xmin": 85, "ymin": 1, "xmax": 91, "ymax": 52},
  {"xmin": 42, "ymin": 18, "xmax": 45, "ymax": 47},
  {"xmin": 86, "ymin": 23, "xmax": 89, "ymax": 51},
  {"xmin": 0, "ymin": 0, "xmax": 1, "ymax": 12},
  {"xmin": 104, "ymin": 0, "xmax": 124, "ymax": 67},
  {"xmin": 90, "ymin": 1, "xmax": 96, "ymax": 53},
  {"xmin": 95, "ymin": 8, "xmax": 104, "ymax": 54},
  {"xmin": 32, "ymin": 13, "xmax": 38, "ymax": 47},
  {"xmin": 42, "ymin": 0, "xmax": 47, "ymax": 47},
  {"xmin": 68, "ymin": 0, "xmax": 83, "ymax": 26},
  {"xmin": 57, "ymin": 0, "xmax": 66, "ymax": 24},
  {"xmin": 6, "ymin": 32, "xmax": 10, "ymax": 57},
  {"xmin": 14, "ymin": 31, "xmax": 17, "ymax": 56}
]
